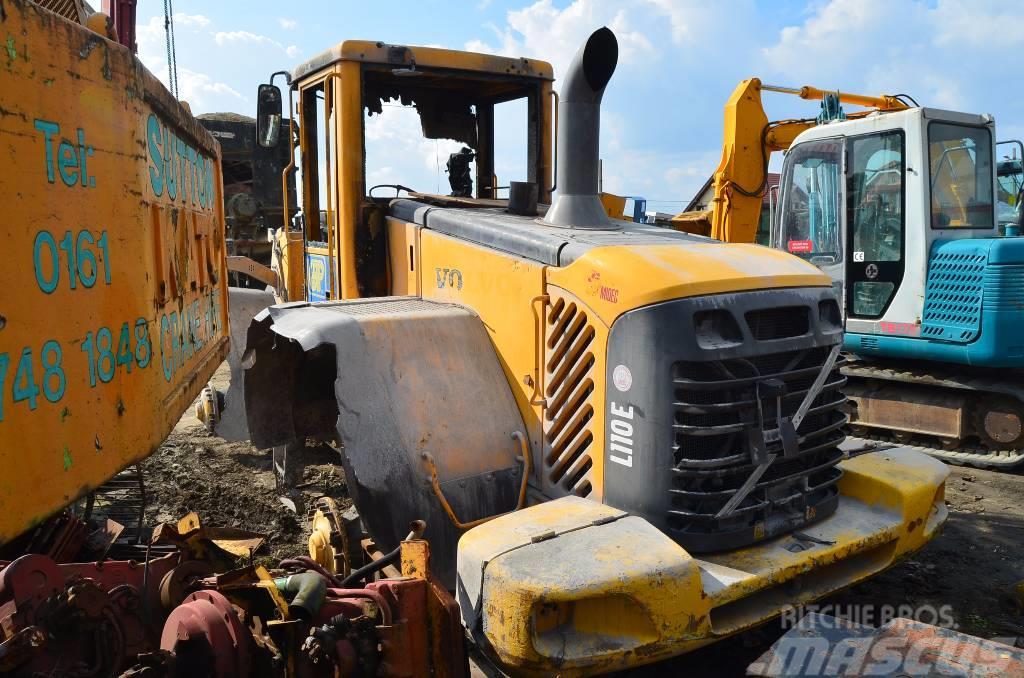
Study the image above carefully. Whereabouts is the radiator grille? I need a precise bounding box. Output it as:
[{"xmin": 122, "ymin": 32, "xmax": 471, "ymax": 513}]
[
  {"xmin": 921, "ymin": 245, "xmax": 986, "ymax": 342},
  {"xmin": 543, "ymin": 297, "xmax": 595, "ymax": 497},
  {"xmin": 982, "ymin": 264, "xmax": 1024, "ymax": 312},
  {"xmin": 745, "ymin": 306, "xmax": 809, "ymax": 340},
  {"xmin": 668, "ymin": 344, "xmax": 847, "ymax": 551}
]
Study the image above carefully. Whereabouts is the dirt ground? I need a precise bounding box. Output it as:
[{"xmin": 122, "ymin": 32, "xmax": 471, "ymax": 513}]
[
  {"xmin": 146, "ymin": 367, "xmax": 1024, "ymax": 675},
  {"xmin": 141, "ymin": 364, "xmax": 352, "ymax": 565}
]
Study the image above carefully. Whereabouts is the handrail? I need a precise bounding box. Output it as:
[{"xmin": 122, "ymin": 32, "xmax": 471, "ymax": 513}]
[{"xmin": 422, "ymin": 431, "xmax": 532, "ymax": 531}]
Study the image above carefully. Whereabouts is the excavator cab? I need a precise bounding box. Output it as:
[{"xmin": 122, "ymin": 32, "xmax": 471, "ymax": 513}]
[
  {"xmin": 671, "ymin": 79, "xmax": 1024, "ymax": 464},
  {"xmin": 775, "ymin": 110, "xmax": 1000, "ymax": 333}
]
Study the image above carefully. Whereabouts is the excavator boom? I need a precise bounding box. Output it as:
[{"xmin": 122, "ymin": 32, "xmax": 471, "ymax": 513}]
[{"xmin": 672, "ymin": 78, "xmax": 908, "ymax": 243}]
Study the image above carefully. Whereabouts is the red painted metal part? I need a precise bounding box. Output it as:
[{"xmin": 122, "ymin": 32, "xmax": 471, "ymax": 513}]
[
  {"xmin": 0, "ymin": 553, "xmax": 182, "ymax": 676},
  {"xmin": 2, "ymin": 550, "xmax": 467, "ymax": 676},
  {"xmin": 161, "ymin": 589, "xmax": 252, "ymax": 677},
  {"xmin": 102, "ymin": 0, "xmax": 137, "ymax": 52}
]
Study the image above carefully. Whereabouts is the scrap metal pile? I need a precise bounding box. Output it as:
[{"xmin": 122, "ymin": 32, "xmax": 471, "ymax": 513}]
[{"xmin": 1, "ymin": 506, "xmax": 464, "ymax": 677}]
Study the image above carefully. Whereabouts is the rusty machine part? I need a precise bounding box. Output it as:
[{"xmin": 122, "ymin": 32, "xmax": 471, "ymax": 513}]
[
  {"xmin": 306, "ymin": 497, "xmax": 365, "ymax": 579},
  {"xmin": 149, "ymin": 536, "xmax": 465, "ymax": 678},
  {"xmin": 0, "ymin": 552, "xmax": 180, "ymax": 676},
  {"xmin": 196, "ymin": 112, "xmax": 297, "ymax": 283},
  {"xmin": 844, "ymin": 361, "xmax": 1024, "ymax": 467},
  {"xmin": 1, "ymin": 513, "xmax": 464, "ymax": 677}
]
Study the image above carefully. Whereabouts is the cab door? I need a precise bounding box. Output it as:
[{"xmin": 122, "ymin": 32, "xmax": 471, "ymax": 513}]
[
  {"xmin": 297, "ymin": 76, "xmax": 339, "ymax": 301},
  {"xmin": 775, "ymin": 137, "xmax": 846, "ymax": 303},
  {"xmin": 844, "ymin": 131, "xmax": 906, "ymax": 319}
]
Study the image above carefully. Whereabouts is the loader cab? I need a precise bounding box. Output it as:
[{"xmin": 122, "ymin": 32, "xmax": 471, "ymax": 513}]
[
  {"xmin": 257, "ymin": 41, "xmax": 553, "ymax": 303},
  {"xmin": 775, "ymin": 108, "xmax": 998, "ymax": 323}
]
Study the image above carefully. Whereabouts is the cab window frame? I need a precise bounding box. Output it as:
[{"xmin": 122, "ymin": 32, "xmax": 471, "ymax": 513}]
[
  {"xmin": 927, "ymin": 121, "xmax": 995, "ymax": 230},
  {"xmin": 844, "ymin": 128, "xmax": 906, "ymax": 319},
  {"xmin": 775, "ymin": 136, "xmax": 844, "ymax": 265}
]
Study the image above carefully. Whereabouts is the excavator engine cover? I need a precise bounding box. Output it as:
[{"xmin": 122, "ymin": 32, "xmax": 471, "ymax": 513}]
[{"xmin": 243, "ymin": 297, "xmax": 527, "ymax": 586}]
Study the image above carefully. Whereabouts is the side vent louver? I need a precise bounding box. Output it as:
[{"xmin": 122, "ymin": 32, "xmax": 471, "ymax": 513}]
[{"xmin": 544, "ymin": 296, "xmax": 596, "ymax": 497}]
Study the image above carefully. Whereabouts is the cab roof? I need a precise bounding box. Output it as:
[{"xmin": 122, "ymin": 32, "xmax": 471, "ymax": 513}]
[{"xmin": 291, "ymin": 40, "xmax": 554, "ymax": 84}]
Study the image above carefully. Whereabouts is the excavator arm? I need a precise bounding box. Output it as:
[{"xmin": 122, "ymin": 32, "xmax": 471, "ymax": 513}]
[{"xmin": 671, "ymin": 78, "xmax": 908, "ymax": 243}]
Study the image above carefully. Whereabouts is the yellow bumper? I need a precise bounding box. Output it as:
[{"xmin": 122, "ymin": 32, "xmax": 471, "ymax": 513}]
[{"xmin": 456, "ymin": 449, "xmax": 948, "ymax": 676}]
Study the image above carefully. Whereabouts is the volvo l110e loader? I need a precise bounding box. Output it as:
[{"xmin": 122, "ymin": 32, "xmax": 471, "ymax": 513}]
[
  {"xmin": 238, "ymin": 28, "xmax": 949, "ymax": 675},
  {"xmin": 674, "ymin": 79, "xmax": 1024, "ymax": 468}
]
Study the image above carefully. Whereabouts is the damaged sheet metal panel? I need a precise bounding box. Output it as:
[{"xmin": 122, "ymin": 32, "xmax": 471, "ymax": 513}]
[{"xmin": 244, "ymin": 297, "xmax": 527, "ymax": 586}]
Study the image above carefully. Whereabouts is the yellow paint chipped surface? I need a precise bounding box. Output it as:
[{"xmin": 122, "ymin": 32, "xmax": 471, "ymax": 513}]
[{"xmin": 0, "ymin": 0, "xmax": 228, "ymax": 544}]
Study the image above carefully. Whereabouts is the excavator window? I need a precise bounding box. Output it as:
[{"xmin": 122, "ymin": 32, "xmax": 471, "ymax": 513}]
[
  {"xmin": 847, "ymin": 130, "xmax": 905, "ymax": 318},
  {"xmin": 928, "ymin": 122, "xmax": 994, "ymax": 229},
  {"xmin": 848, "ymin": 131, "xmax": 903, "ymax": 264},
  {"xmin": 996, "ymin": 140, "xmax": 1023, "ymax": 227},
  {"xmin": 777, "ymin": 139, "xmax": 842, "ymax": 264}
]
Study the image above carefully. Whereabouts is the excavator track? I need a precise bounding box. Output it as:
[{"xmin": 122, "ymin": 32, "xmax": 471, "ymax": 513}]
[{"xmin": 843, "ymin": 359, "xmax": 1024, "ymax": 469}]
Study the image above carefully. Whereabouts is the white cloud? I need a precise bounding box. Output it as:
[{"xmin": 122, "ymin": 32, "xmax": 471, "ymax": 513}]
[
  {"xmin": 931, "ymin": 0, "xmax": 1024, "ymax": 48},
  {"xmin": 278, "ymin": 18, "xmax": 298, "ymax": 30},
  {"xmin": 177, "ymin": 67, "xmax": 245, "ymax": 105},
  {"xmin": 214, "ymin": 30, "xmax": 273, "ymax": 46},
  {"xmin": 175, "ymin": 14, "xmax": 210, "ymax": 29},
  {"xmin": 136, "ymin": 13, "xmax": 211, "ymax": 66},
  {"xmin": 760, "ymin": 0, "xmax": 1024, "ymax": 116},
  {"xmin": 465, "ymin": 0, "xmax": 662, "ymax": 80},
  {"xmin": 638, "ymin": 0, "xmax": 724, "ymax": 46},
  {"xmin": 364, "ymin": 104, "xmax": 466, "ymax": 193},
  {"xmin": 466, "ymin": 0, "xmax": 736, "ymax": 80},
  {"xmin": 761, "ymin": 0, "xmax": 906, "ymax": 80},
  {"xmin": 143, "ymin": 63, "xmax": 246, "ymax": 108},
  {"xmin": 214, "ymin": 30, "xmax": 302, "ymax": 60}
]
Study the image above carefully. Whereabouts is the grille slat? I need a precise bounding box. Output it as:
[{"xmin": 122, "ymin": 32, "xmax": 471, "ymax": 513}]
[
  {"xmin": 542, "ymin": 298, "xmax": 596, "ymax": 497},
  {"xmin": 666, "ymin": 307, "xmax": 846, "ymax": 552}
]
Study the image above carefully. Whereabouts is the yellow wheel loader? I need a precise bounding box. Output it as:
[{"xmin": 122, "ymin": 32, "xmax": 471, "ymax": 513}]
[{"xmin": 236, "ymin": 28, "xmax": 950, "ymax": 675}]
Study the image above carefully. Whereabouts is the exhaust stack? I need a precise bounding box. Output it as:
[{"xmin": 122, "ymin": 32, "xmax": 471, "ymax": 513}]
[{"xmin": 543, "ymin": 27, "xmax": 619, "ymax": 229}]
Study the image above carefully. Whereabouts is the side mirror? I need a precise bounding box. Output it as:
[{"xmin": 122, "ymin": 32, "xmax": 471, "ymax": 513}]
[{"xmin": 257, "ymin": 83, "xmax": 283, "ymax": 148}]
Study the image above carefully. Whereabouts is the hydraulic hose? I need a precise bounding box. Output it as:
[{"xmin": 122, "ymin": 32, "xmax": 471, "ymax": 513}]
[
  {"xmin": 337, "ymin": 520, "xmax": 425, "ymax": 588},
  {"xmin": 274, "ymin": 571, "xmax": 328, "ymax": 620}
]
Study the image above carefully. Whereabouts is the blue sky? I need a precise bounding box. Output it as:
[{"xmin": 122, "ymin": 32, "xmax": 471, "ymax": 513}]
[{"xmin": 137, "ymin": 0, "xmax": 1024, "ymax": 212}]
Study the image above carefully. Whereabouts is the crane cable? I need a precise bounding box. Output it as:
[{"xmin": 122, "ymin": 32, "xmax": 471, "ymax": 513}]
[{"xmin": 163, "ymin": 0, "xmax": 179, "ymax": 98}]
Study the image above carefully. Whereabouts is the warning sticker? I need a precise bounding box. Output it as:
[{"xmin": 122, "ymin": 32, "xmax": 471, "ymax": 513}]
[{"xmin": 787, "ymin": 239, "xmax": 814, "ymax": 254}]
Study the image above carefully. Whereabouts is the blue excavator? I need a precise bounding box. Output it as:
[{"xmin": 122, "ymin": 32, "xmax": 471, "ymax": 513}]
[{"xmin": 671, "ymin": 80, "xmax": 1024, "ymax": 468}]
